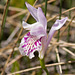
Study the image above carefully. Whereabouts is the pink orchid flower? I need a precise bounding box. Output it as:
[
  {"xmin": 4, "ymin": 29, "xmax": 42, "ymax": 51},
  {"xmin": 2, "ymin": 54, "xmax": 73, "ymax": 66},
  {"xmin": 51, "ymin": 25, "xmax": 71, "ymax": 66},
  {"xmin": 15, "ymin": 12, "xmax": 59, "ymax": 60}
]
[{"xmin": 19, "ymin": 2, "xmax": 68, "ymax": 59}]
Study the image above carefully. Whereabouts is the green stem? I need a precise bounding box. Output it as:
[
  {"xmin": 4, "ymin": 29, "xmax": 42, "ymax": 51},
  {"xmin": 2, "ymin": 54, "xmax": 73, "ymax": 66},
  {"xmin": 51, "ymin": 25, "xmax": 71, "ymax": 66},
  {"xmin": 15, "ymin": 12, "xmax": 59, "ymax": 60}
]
[
  {"xmin": 59, "ymin": 0, "xmax": 62, "ymax": 20},
  {"xmin": 39, "ymin": 58, "xmax": 49, "ymax": 75},
  {"xmin": 67, "ymin": 0, "xmax": 72, "ymax": 42},
  {"xmin": 57, "ymin": 29, "xmax": 60, "ymax": 42},
  {"xmin": 57, "ymin": 0, "xmax": 62, "ymax": 42},
  {"xmin": 45, "ymin": 0, "xmax": 47, "ymax": 16},
  {"xmin": 0, "ymin": 0, "xmax": 10, "ymax": 41}
]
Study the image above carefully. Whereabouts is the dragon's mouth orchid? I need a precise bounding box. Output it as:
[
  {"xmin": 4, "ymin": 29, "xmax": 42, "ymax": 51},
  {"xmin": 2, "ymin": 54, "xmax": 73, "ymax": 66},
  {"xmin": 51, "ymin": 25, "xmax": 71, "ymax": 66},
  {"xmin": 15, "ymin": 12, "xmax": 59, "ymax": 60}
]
[{"xmin": 19, "ymin": 2, "xmax": 68, "ymax": 59}]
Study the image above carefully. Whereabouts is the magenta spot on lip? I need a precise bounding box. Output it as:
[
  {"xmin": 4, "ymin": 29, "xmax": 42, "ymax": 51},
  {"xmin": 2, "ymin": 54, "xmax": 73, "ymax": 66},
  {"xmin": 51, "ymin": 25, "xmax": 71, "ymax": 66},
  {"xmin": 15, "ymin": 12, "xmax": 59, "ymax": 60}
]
[
  {"xmin": 27, "ymin": 51, "xmax": 30, "ymax": 55},
  {"xmin": 32, "ymin": 45, "xmax": 34, "ymax": 48},
  {"xmin": 31, "ymin": 49, "xmax": 34, "ymax": 52},
  {"xmin": 22, "ymin": 44, "xmax": 26, "ymax": 48},
  {"xmin": 27, "ymin": 43, "xmax": 28, "ymax": 45},
  {"xmin": 31, "ymin": 48, "xmax": 37, "ymax": 52},
  {"xmin": 31, "ymin": 48, "xmax": 35, "ymax": 52},
  {"xmin": 24, "ymin": 37, "xmax": 28, "ymax": 41},
  {"xmin": 27, "ymin": 47, "xmax": 31, "ymax": 55},
  {"xmin": 27, "ymin": 48, "xmax": 36, "ymax": 55},
  {"xmin": 29, "ymin": 47, "xmax": 31, "ymax": 51},
  {"xmin": 39, "ymin": 38, "xmax": 41, "ymax": 42},
  {"xmin": 24, "ymin": 50, "xmax": 27, "ymax": 52},
  {"xmin": 34, "ymin": 42, "xmax": 37, "ymax": 46},
  {"xmin": 39, "ymin": 43, "xmax": 41, "ymax": 46},
  {"xmin": 37, "ymin": 41, "xmax": 41, "ymax": 46},
  {"xmin": 27, "ymin": 32, "xmax": 30, "ymax": 36}
]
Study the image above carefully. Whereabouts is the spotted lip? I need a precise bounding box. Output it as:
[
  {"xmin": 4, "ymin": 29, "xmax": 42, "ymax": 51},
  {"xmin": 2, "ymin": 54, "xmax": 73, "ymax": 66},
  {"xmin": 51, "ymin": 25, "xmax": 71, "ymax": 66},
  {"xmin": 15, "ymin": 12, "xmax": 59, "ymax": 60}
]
[{"xmin": 19, "ymin": 32, "xmax": 42, "ymax": 58}]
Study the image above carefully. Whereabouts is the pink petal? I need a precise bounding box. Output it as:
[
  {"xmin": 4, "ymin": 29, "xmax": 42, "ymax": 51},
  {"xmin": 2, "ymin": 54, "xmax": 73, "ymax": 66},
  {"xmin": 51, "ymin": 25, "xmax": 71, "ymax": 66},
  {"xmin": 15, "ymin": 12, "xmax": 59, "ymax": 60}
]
[
  {"xmin": 46, "ymin": 17, "xmax": 68, "ymax": 50},
  {"xmin": 39, "ymin": 36, "xmax": 47, "ymax": 59},
  {"xmin": 30, "ymin": 23, "xmax": 46, "ymax": 39},
  {"xmin": 25, "ymin": 2, "xmax": 38, "ymax": 21},
  {"xmin": 46, "ymin": 29, "xmax": 55, "ymax": 48},
  {"xmin": 37, "ymin": 7, "xmax": 47, "ymax": 31},
  {"xmin": 25, "ymin": 2, "xmax": 47, "ymax": 31},
  {"xmin": 22, "ymin": 21, "xmax": 33, "ymax": 30},
  {"xmin": 52, "ymin": 17, "xmax": 68, "ymax": 30},
  {"xmin": 22, "ymin": 21, "xmax": 46, "ymax": 39}
]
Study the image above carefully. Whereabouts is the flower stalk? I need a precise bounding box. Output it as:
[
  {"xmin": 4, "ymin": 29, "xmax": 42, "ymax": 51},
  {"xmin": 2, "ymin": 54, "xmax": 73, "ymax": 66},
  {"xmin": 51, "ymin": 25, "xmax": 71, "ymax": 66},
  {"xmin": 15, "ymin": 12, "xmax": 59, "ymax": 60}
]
[{"xmin": 39, "ymin": 58, "xmax": 49, "ymax": 75}]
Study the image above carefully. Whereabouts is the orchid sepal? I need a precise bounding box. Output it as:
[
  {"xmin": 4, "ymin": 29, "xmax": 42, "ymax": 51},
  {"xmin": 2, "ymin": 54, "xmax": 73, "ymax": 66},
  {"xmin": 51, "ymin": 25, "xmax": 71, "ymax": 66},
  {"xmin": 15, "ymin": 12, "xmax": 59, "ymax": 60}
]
[{"xmin": 46, "ymin": 17, "xmax": 68, "ymax": 49}]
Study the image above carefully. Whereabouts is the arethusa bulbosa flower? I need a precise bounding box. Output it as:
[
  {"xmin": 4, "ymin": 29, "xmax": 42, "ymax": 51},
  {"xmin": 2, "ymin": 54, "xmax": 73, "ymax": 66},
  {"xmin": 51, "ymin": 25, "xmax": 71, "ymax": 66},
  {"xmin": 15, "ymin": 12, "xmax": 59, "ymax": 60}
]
[{"xmin": 19, "ymin": 2, "xmax": 68, "ymax": 59}]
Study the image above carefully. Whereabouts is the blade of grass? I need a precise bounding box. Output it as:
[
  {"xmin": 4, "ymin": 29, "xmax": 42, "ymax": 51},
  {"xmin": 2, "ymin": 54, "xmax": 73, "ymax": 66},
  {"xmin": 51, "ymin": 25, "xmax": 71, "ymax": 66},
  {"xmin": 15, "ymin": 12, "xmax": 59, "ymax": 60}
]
[
  {"xmin": 66, "ymin": 0, "xmax": 72, "ymax": 62},
  {"xmin": 67, "ymin": 0, "xmax": 72, "ymax": 42},
  {"xmin": 45, "ymin": 0, "xmax": 47, "ymax": 16},
  {"xmin": 57, "ymin": 0, "xmax": 62, "ymax": 42},
  {"xmin": 0, "ymin": 0, "xmax": 10, "ymax": 42}
]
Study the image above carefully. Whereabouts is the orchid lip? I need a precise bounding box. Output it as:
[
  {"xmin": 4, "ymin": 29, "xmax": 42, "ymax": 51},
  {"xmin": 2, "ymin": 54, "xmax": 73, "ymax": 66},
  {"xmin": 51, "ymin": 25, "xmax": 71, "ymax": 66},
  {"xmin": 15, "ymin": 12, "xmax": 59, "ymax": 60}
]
[{"xmin": 19, "ymin": 32, "xmax": 42, "ymax": 59}]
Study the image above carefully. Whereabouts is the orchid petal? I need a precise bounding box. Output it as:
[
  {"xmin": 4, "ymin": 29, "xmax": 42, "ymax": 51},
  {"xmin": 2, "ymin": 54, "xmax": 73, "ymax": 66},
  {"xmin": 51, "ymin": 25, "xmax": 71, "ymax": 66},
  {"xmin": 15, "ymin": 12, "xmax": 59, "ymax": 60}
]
[
  {"xmin": 46, "ymin": 29, "xmax": 55, "ymax": 48},
  {"xmin": 22, "ymin": 21, "xmax": 46, "ymax": 39},
  {"xmin": 37, "ymin": 7, "xmax": 47, "ymax": 30},
  {"xmin": 25, "ymin": 2, "xmax": 47, "ymax": 30},
  {"xmin": 19, "ymin": 32, "xmax": 42, "ymax": 59},
  {"xmin": 39, "ymin": 36, "xmax": 47, "ymax": 59},
  {"xmin": 30, "ymin": 24, "xmax": 46, "ymax": 39},
  {"xmin": 46, "ymin": 17, "xmax": 68, "ymax": 49},
  {"xmin": 52, "ymin": 17, "xmax": 68, "ymax": 30},
  {"xmin": 22, "ymin": 21, "xmax": 32, "ymax": 30},
  {"xmin": 25, "ymin": 2, "xmax": 38, "ymax": 21}
]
